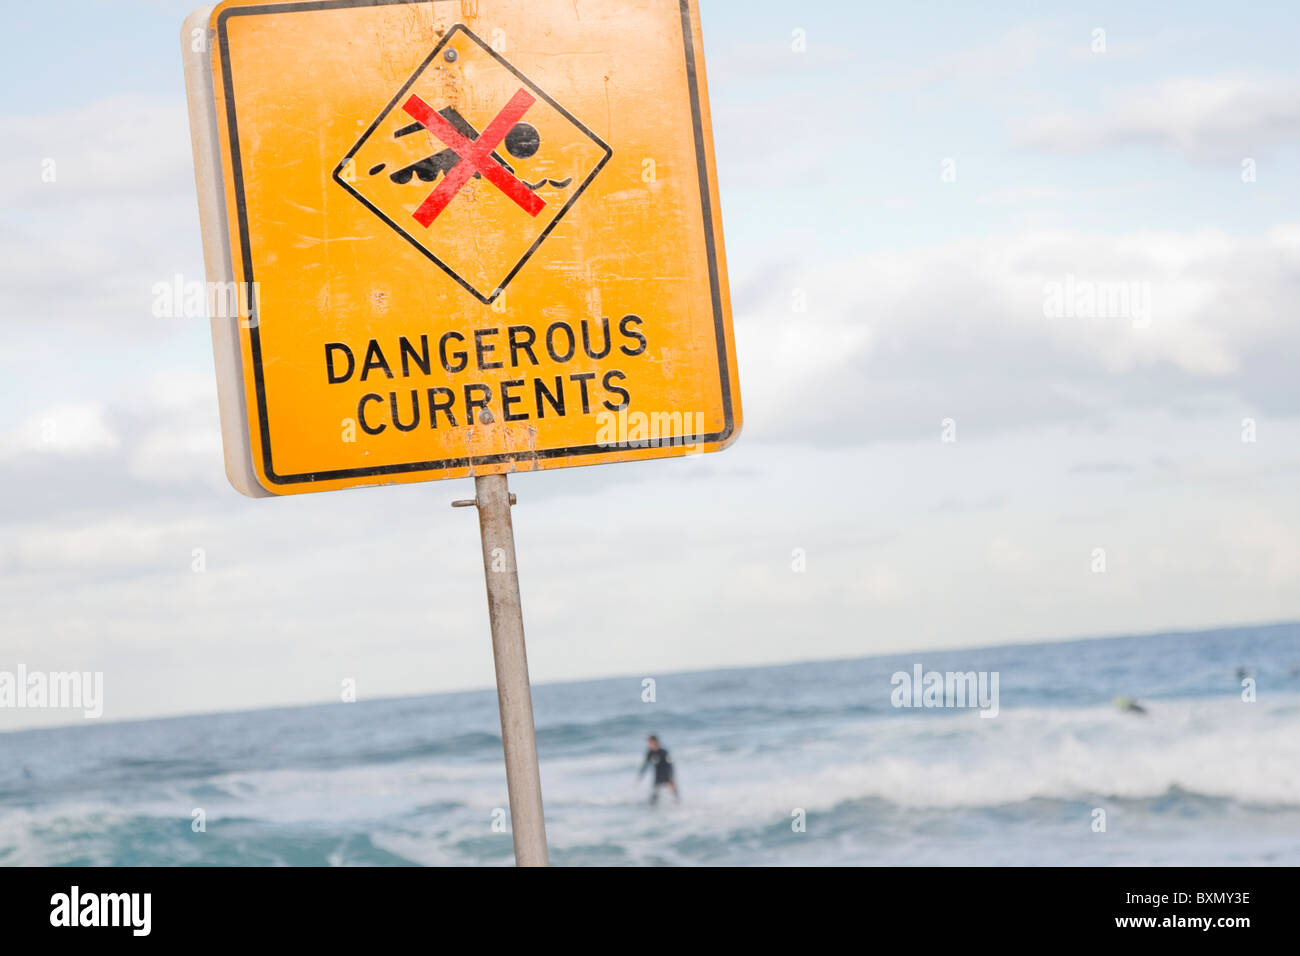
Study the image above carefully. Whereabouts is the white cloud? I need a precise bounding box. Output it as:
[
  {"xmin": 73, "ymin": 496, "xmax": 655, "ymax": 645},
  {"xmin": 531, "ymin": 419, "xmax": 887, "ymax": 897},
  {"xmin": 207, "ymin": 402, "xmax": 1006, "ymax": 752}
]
[
  {"xmin": 1016, "ymin": 75, "xmax": 1300, "ymax": 160},
  {"xmin": 0, "ymin": 95, "xmax": 201, "ymax": 336},
  {"xmin": 892, "ymin": 23, "xmax": 1051, "ymax": 92},
  {"xmin": 0, "ymin": 403, "xmax": 119, "ymax": 459},
  {"xmin": 736, "ymin": 225, "xmax": 1300, "ymax": 443},
  {"xmin": 126, "ymin": 424, "xmax": 224, "ymax": 486},
  {"xmin": 0, "ymin": 95, "xmax": 191, "ymax": 208}
]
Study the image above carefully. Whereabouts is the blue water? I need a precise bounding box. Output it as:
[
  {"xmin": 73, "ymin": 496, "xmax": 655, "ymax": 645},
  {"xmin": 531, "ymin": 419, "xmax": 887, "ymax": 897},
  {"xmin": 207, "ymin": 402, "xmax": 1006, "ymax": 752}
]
[{"xmin": 2, "ymin": 623, "xmax": 1298, "ymax": 866}]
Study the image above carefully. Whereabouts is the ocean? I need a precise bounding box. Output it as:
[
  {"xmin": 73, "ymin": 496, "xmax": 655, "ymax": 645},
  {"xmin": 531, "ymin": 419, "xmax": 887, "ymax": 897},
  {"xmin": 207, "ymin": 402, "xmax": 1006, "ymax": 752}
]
[{"xmin": 2, "ymin": 623, "xmax": 1297, "ymax": 866}]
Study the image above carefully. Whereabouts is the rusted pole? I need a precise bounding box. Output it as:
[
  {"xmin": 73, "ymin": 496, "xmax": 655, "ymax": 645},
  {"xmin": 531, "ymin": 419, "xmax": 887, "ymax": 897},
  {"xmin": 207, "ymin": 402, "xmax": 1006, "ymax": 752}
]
[{"xmin": 465, "ymin": 473, "xmax": 548, "ymax": 866}]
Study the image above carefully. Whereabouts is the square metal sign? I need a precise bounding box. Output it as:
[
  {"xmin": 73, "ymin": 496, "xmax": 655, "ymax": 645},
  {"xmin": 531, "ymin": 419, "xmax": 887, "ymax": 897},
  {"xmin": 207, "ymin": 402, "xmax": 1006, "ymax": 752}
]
[{"xmin": 185, "ymin": 0, "xmax": 741, "ymax": 496}]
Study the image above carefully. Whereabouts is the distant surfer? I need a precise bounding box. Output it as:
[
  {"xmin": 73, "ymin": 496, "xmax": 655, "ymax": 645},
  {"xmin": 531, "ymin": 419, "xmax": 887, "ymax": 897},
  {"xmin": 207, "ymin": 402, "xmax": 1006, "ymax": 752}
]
[
  {"xmin": 638, "ymin": 735, "xmax": 678, "ymax": 805},
  {"xmin": 1114, "ymin": 696, "xmax": 1147, "ymax": 715}
]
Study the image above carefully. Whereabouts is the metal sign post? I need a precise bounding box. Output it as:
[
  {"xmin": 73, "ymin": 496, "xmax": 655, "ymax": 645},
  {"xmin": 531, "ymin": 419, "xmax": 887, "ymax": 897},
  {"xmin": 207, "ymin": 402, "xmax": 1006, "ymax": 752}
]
[{"xmin": 455, "ymin": 475, "xmax": 547, "ymax": 865}]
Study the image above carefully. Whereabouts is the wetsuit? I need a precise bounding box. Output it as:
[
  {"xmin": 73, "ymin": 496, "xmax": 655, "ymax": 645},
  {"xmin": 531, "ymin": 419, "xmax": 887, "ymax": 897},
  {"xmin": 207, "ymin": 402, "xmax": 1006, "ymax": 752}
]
[{"xmin": 642, "ymin": 748, "xmax": 674, "ymax": 785}]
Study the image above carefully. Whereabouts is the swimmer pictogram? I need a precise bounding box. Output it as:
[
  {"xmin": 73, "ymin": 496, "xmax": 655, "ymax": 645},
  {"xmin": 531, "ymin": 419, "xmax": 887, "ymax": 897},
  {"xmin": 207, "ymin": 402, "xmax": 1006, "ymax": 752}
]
[{"xmin": 334, "ymin": 24, "xmax": 612, "ymax": 303}]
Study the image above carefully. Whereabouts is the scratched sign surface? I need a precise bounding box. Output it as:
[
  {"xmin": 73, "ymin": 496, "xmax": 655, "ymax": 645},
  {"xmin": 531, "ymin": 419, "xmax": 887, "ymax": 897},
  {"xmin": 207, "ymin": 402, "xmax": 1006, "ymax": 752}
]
[{"xmin": 202, "ymin": 0, "xmax": 740, "ymax": 495}]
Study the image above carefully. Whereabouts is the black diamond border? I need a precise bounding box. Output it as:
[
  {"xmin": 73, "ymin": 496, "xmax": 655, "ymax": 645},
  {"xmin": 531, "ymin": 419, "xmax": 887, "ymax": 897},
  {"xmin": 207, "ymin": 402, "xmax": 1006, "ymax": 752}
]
[{"xmin": 332, "ymin": 22, "xmax": 613, "ymax": 304}]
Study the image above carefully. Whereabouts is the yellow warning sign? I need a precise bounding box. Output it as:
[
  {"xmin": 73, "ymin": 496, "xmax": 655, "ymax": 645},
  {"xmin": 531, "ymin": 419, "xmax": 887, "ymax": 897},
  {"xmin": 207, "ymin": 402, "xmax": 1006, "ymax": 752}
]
[{"xmin": 189, "ymin": 0, "xmax": 741, "ymax": 495}]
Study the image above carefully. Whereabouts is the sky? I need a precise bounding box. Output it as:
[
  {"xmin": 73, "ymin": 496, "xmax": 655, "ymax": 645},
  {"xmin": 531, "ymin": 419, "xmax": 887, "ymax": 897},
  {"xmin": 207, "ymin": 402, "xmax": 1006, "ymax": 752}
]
[{"xmin": 2, "ymin": 0, "xmax": 1299, "ymax": 729}]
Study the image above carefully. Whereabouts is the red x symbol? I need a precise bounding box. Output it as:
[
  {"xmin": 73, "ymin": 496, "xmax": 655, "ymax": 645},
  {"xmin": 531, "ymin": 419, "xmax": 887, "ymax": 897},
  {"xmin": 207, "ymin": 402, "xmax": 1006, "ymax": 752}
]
[{"xmin": 401, "ymin": 90, "xmax": 547, "ymax": 226}]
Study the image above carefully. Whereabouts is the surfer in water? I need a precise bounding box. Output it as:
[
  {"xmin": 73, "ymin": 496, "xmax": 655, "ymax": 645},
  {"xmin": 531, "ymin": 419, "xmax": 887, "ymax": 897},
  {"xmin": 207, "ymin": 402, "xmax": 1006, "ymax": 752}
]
[{"xmin": 638, "ymin": 735, "xmax": 679, "ymax": 805}]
